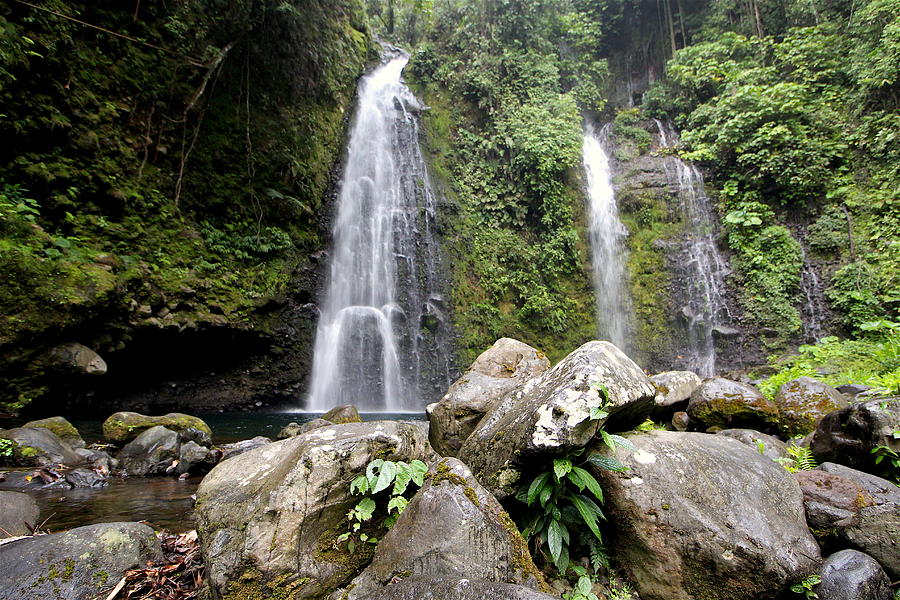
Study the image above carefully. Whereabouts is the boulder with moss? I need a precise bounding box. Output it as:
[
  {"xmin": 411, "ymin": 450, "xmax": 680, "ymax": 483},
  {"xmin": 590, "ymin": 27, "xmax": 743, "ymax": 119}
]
[
  {"xmin": 773, "ymin": 376, "xmax": 848, "ymax": 435},
  {"xmin": 321, "ymin": 405, "xmax": 363, "ymax": 424},
  {"xmin": 0, "ymin": 426, "xmax": 82, "ymax": 467},
  {"xmin": 357, "ymin": 577, "xmax": 561, "ymax": 600},
  {"xmin": 649, "ymin": 370, "xmax": 701, "ymax": 418},
  {"xmin": 22, "ymin": 416, "xmax": 85, "ymax": 449},
  {"xmin": 686, "ymin": 377, "xmax": 779, "ymax": 431},
  {"xmin": 102, "ymin": 411, "xmax": 212, "ymax": 444}
]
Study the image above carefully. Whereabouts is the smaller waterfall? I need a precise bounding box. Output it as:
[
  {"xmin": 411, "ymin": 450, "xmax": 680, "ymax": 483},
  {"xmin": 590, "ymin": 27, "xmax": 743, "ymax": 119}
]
[
  {"xmin": 655, "ymin": 120, "xmax": 730, "ymax": 376},
  {"xmin": 582, "ymin": 123, "xmax": 631, "ymax": 350},
  {"xmin": 798, "ymin": 243, "xmax": 827, "ymax": 343}
]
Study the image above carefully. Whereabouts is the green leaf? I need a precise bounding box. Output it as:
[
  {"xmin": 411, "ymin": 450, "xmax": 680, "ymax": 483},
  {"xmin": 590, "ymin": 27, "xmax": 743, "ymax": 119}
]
[
  {"xmin": 577, "ymin": 576, "xmax": 592, "ymax": 595},
  {"xmin": 387, "ymin": 495, "xmax": 409, "ymax": 514},
  {"xmin": 350, "ymin": 474, "xmax": 369, "ymax": 495},
  {"xmin": 553, "ymin": 458, "xmax": 573, "ymax": 480},
  {"xmin": 539, "ymin": 484, "xmax": 553, "ymax": 507},
  {"xmin": 600, "ymin": 430, "xmax": 616, "ymax": 451},
  {"xmin": 392, "ymin": 461, "xmax": 413, "ymax": 496},
  {"xmin": 527, "ymin": 472, "xmax": 551, "ymax": 505},
  {"xmin": 586, "ymin": 453, "xmax": 628, "ymax": 472},
  {"xmin": 570, "ymin": 494, "xmax": 603, "ymax": 540},
  {"xmin": 355, "ymin": 497, "xmax": 376, "ymax": 521},
  {"xmin": 410, "ymin": 460, "xmax": 428, "ymax": 486},
  {"xmin": 566, "ymin": 469, "xmax": 586, "ymax": 491},
  {"xmin": 608, "ymin": 434, "xmax": 637, "ymax": 452},
  {"xmin": 373, "ymin": 460, "xmax": 398, "ymax": 493},
  {"xmin": 547, "ymin": 519, "xmax": 563, "ymax": 562},
  {"xmin": 571, "ymin": 466, "xmax": 603, "ymax": 502}
]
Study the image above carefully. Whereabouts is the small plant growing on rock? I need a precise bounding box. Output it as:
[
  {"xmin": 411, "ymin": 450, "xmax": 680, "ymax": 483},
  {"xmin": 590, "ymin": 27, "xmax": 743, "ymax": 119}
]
[
  {"xmin": 776, "ymin": 443, "xmax": 817, "ymax": 472},
  {"xmin": 563, "ymin": 566, "xmax": 599, "ymax": 600},
  {"xmin": 0, "ymin": 438, "xmax": 14, "ymax": 461},
  {"xmin": 790, "ymin": 574, "xmax": 821, "ymax": 599}
]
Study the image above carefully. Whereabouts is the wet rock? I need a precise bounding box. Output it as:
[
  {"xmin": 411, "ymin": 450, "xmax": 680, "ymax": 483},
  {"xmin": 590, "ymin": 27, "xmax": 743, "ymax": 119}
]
[
  {"xmin": 47, "ymin": 342, "xmax": 107, "ymax": 375},
  {"xmin": 810, "ymin": 398, "xmax": 900, "ymax": 472},
  {"xmin": 592, "ymin": 431, "xmax": 820, "ymax": 600},
  {"xmin": 0, "ymin": 427, "xmax": 81, "ymax": 467},
  {"xmin": 74, "ymin": 448, "xmax": 115, "ymax": 472},
  {"xmin": 220, "ymin": 436, "xmax": 271, "ymax": 461},
  {"xmin": 671, "ymin": 411, "xmax": 690, "ymax": 431},
  {"xmin": 341, "ymin": 458, "xmax": 546, "ymax": 599},
  {"xmin": 649, "ymin": 371, "xmax": 701, "ymax": 418},
  {"xmin": 429, "ymin": 338, "xmax": 551, "ymax": 456},
  {"xmin": 686, "ymin": 377, "xmax": 778, "ymax": 431},
  {"xmin": 459, "ymin": 341, "xmax": 655, "ymax": 498},
  {"xmin": 0, "ymin": 522, "xmax": 163, "ymax": 600},
  {"xmin": 102, "ymin": 411, "xmax": 212, "ymax": 444},
  {"xmin": 62, "ymin": 467, "xmax": 108, "ymax": 488},
  {"xmin": 22, "ymin": 417, "xmax": 85, "ymax": 449},
  {"xmin": 774, "ymin": 376, "xmax": 849, "ymax": 435},
  {"xmin": 177, "ymin": 441, "xmax": 215, "ymax": 475},
  {"xmin": 818, "ymin": 550, "xmax": 893, "ymax": 600},
  {"xmin": 195, "ymin": 421, "xmax": 433, "ymax": 599},
  {"xmin": 0, "ymin": 490, "xmax": 39, "ymax": 537},
  {"xmin": 717, "ymin": 428, "xmax": 790, "ymax": 461},
  {"xmin": 321, "ymin": 404, "xmax": 362, "ymax": 424},
  {"xmin": 357, "ymin": 577, "xmax": 560, "ymax": 600},
  {"xmin": 117, "ymin": 426, "xmax": 180, "ymax": 476},
  {"xmin": 178, "ymin": 427, "xmax": 212, "ymax": 447},
  {"xmin": 836, "ymin": 383, "xmax": 871, "ymax": 398},
  {"xmin": 277, "ymin": 418, "xmax": 331, "ymax": 439}
]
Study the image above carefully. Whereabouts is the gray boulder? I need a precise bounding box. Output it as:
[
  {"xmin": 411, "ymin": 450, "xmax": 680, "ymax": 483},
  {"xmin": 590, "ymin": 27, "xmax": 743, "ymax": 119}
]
[
  {"xmin": 74, "ymin": 447, "xmax": 115, "ymax": 472},
  {"xmin": 0, "ymin": 522, "xmax": 163, "ymax": 600},
  {"xmin": 357, "ymin": 577, "xmax": 561, "ymax": 600},
  {"xmin": 102, "ymin": 411, "xmax": 212, "ymax": 444},
  {"xmin": 0, "ymin": 427, "xmax": 81, "ymax": 467},
  {"xmin": 717, "ymin": 428, "xmax": 790, "ymax": 461},
  {"xmin": 774, "ymin": 376, "xmax": 848, "ymax": 435},
  {"xmin": 459, "ymin": 341, "xmax": 655, "ymax": 498},
  {"xmin": 341, "ymin": 458, "xmax": 547, "ymax": 599},
  {"xmin": 278, "ymin": 418, "xmax": 332, "ymax": 439},
  {"xmin": 429, "ymin": 338, "xmax": 550, "ymax": 456},
  {"xmin": 649, "ymin": 371, "xmax": 701, "ymax": 417},
  {"xmin": 818, "ymin": 550, "xmax": 893, "ymax": 600},
  {"xmin": 686, "ymin": 377, "xmax": 778, "ymax": 431},
  {"xmin": 220, "ymin": 436, "xmax": 271, "ymax": 460},
  {"xmin": 177, "ymin": 440, "xmax": 214, "ymax": 474},
  {"xmin": 47, "ymin": 342, "xmax": 107, "ymax": 375},
  {"xmin": 22, "ymin": 417, "xmax": 85, "ymax": 448},
  {"xmin": 592, "ymin": 431, "xmax": 820, "ymax": 600},
  {"xmin": 195, "ymin": 421, "xmax": 433, "ymax": 600},
  {"xmin": 117, "ymin": 426, "xmax": 180, "ymax": 476},
  {"xmin": 322, "ymin": 404, "xmax": 363, "ymax": 424},
  {"xmin": 0, "ymin": 491, "xmax": 39, "ymax": 537},
  {"xmin": 811, "ymin": 398, "xmax": 900, "ymax": 473}
]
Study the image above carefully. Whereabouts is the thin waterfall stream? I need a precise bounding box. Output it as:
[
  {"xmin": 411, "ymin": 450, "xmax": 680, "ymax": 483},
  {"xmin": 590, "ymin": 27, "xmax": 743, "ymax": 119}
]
[
  {"xmin": 306, "ymin": 50, "xmax": 453, "ymax": 412},
  {"xmin": 582, "ymin": 123, "xmax": 632, "ymax": 350}
]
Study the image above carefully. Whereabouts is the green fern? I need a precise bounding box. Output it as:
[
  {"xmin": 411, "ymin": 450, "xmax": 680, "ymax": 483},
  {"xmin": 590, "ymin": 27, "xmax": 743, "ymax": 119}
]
[{"xmin": 777, "ymin": 443, "xmax": 817, "ymax": 472}]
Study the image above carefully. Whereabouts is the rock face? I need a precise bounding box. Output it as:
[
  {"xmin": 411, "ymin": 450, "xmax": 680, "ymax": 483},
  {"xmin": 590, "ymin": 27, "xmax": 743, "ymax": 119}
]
[
  {"xmin": 429, "ymin": 338, "xmax": 551, "ymax": 456},
  {"xmin": 22, "ymin": 417, "xmax": 85, "ymax": 448},
  {"xmin": 686, "ymin": 377, "xmax": 778, "ymax": 431},
  {"xmin": 117, "ymin": 426, "xmax": 213, "ymax": 476},
  {"xmin": 321, "ymin": 404, "xmax": 362, "ymax": 424},
  {"xmin": 220, "ymin": 436, "xmax": 271, "ymax": 460},
  {"xmin": 102, "ymin": 411, "xmax": 213, "ymax": 444},
  {"xmin": 357, "ymin": 577, "xmax": 561, "ymax": 600},
  {"xmin": 774, "ymin": 376, "xmax": 848, "ymax": 435},
  {"xmin": 649, "ymin": 371, "xmax": 701, "ymax": 417},
  {"xmin": 592, "ymin": 431, "xmax": 820, "ymax": 600},
  {"xmin": 47, "ymin": 342, "xmax": 107, "ymax": 375},
  {"xmin": 0, "ymin": 522, "xmax": 163, "ymax": 600},
  {"xmin": 810, "ymin": 398, "xmax": 900, "ymax": 472},
  {"xmin": 195, "ymin": 421, "xmax": 433, "ymax": 600},
  {"xmin": 717, "ymin": 428, "xmax": 790, "ymax": 461},
  {"xmin": 459, "ymin": 341, "xmax": 655, "ymax": 498},
  {"xmin": 278, "ymin": 419, "xmax": 332, "ymax": 439},
  {"xmin": 0, "ymin": 490, "xmax": 39, "ymax": 537},
  {"xmin": 818, "ymin": 550, "xmax": 893, "ymax": 600},
  {"xmin": 342, "ymin": 458, "xmax": 545, "ymax": 599},
  {"xmin": 0, "ymin": 427, "xmax": 81, "ymax": 467}
]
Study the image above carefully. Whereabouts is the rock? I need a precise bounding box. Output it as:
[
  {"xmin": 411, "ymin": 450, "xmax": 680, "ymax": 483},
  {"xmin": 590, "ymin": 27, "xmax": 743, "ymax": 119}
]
[
  {"xmin": 0, "ymin": 522, "xmax": 164, "ymax": 600},
  {"xmin": 177, "ymin": 441, "xmax": 214, "ymax": 474},
  {"xmin": 717, "ymin": 428, "xmax": 790, "ymax": 461},
  {"xmin": 0, "ymin": 427, "xmax": 82, "ymax": 467},
  {"xmin": 774, "ymin": 377, "xmax": 849, "ymax": 435},
  {"xmin": 429, "ymin": 338, "xmax": 551, "ymax": 456},
  {"xmin": 818, "ymin": 550, "xmax": 893, "ymax": 600},
  {"xmin": 61, "ymin": 467, "xmax": 108, "ymax": 488},
  {"xmin": 711, "ymin": 325, "xmax": 740, "ymax": 338},
  {"xmin": 117, "ymin": 426, "xmax": 180, "ymax": 476},
  {"xmin": 195, "ymin": 421, "xmax": 433, "ymax": 599},
  {"xmin": 0, "ymin": 490, "xmax": 39, "ymax": 537},
  {"xmin": 321, "ymin": 404, "xmax": 362, "ymax": 424},
  {"xmin": 22, "ymin": 417, "xmax": 85, "ymax": 448},
  {"xmin": 356, "ymin": 577, "xmax": 561, "ymax": 600},
  {"xmin": 810, "ymin": 398, "xmax": 900, "ymax": 472},
  {"xmin": 836, "ymin": 384, "xmax": 871, "ymax": 398},
  {"xmin": 178, "ymin": 427, "xmax": 213, "ymax": 447},
  {"xmin": 74, "ymin": 447, "xmax": 115, "ymax": 472},
  {"xmin": 671, "ymin": 411, "xmax": 690, "ymax": 431},
  {"xmin": 592, "ymin": 431, "xmax": 820, "ymax": 600},
  {"xmin": 686, "ymin": 377, "xmax": 778, "ymax": 431},
  {"xmin": 220, "ymin": 436, "xmax": 271, "ymax": 461},
  {"xmin": 341, "ymin": 458, "xmax": 546, "ymax": 599},
  {"xmin": 47, "ymin": 342, "xmax": 107, "ymax": 375},
  {"xmin": 649, "ymin": 371, "xmax": 701, "ymax": 418},
  {"xmin": 102, "ymin": 411, "xmax": 212, "ymax": 444},
  {"xmin": 277, "ymin": 418, "xmax": 332, "ymax": 439},
  {"xmin": 813, "ymin": 462, "xmax": 900, "ymax": 578},
  {"xmin": 459, "ymin": 341, "xmax": 655, "ymax": 498}
]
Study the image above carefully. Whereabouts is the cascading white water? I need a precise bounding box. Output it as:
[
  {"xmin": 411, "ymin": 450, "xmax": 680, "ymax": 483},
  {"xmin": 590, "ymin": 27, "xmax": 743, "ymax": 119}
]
[
  {"xmin": 307, "ymin": 51, "xmax": 453, "ymax": 412},
  {"xmin": 655, "ymin": 120, "xmax": 730, "ymax": 376},
  {"xmin": 799, "ymin": 243, "xmax": 827, "ymax": 343},
  {"xmin": 582, "ymin": 123, "xmax": 631, "ymax": 349}
]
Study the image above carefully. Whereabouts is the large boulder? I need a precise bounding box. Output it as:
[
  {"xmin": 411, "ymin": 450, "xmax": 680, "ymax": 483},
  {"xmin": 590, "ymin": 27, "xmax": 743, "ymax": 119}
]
[
  {"xmin": 686, "ymin": 377, "xmax": 778, "ymax": 431},
  {"xmin": 818, "ymin": 550, "xmax": 893, "ymax": 600},
  {"xmin": 22, "ymin": 417, "xmax": 85, "ymax": 449},
  {"xmin": 459, "ymin": 341, "xmax": 655, "ymax": 498},
  {"xmin": 774, "ymin": 376, "xmax": 849, "ymax": 435},
  {"xmin": 47, "ymin": 342, "xmax": 107, "ymax": 376},
  {"xmin": 357, "ymin": 577, "xmax": 561, "ymax": 600},
  {"xmin": 341, "ymin": 458, "xmax": 547, "ymax": 599},
  {"xmin": 195, "ymin": 421, "xmax": 433, "ymax": 600},
  {"xmin": 0, "ymin": 490, "xmax": 39, "ymax": 537},
  {"xmin": 592, "ymin": 431, "xmax": 820, "ymax": 600},
  {"xmin": 0, "ymin": 522, "xmax": 163, "ymax": 600},
  {"xmin": 428, "ymin": 338, "xmax": 550, "ymax": 456},
  {"xmin": 102, "ymin": 411, "xmax": 212, "ymax": 444},
  {"xmin": 322, "ymin": 405, "xmax": 362, "ymax": 424},
  {"xmin": 716, "ymin": 428, "xmax": 790, "ymax": 461},
  {"xmin": 649, "ymin": 371, "xmax": 701, "ymax": 418},
  {"xmin": 0, "ymin": 427, "xmax": 81, "ymax": 467},
  {"xmin": 810, "ymin": 398, "xmax": 900, "ymax": 473},
  {"xmin": 117, "ymin": 426, "xmax": 180, "ymax": 476}
]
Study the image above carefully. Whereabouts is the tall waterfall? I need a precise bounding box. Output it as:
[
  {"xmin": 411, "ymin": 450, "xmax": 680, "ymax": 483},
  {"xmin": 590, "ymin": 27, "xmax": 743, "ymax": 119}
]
[
  {"xmin": 307, "ymin": 51, "xmax": 453, "ymax": 412},
  {"xmin": 799, "ymin": 242, "xmax": 827, "ymax": 343},
  {"xmin": 582, "ymin": 123, "xmax": 631, "ymax": 349},
  {"xmin": 655, "ymin": 120, "xmax": 730, "ymax": 376}
]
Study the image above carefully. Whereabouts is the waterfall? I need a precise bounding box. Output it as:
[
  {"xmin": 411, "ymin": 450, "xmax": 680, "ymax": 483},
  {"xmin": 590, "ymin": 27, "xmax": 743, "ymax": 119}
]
[
  {"xmin": 307, "ymin": 51, "xmax": 453, "ymax": 412},
  {"xmin": 654, "ymin": 120, "xmax": 730, "ymax": 377},
  {"xmin": 798, "ymin": 243, "xmax": 827, "ymax": 343},
  {"xmin": 582, "ymin": 123, "xmax": 631, "ymax": 350}
]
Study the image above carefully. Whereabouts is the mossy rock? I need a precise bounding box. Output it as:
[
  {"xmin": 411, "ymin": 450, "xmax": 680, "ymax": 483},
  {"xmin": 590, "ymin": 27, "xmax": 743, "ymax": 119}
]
[
  {"xmin": 23, "ymin": 416, "xmax": 85, "ymax": 448},
  {"xmin": 687, "ymin": 377, "xmax": 779, "ymax": 431},
  {"xmin": 321, "ymin": 405, "xmax": 363, "ymax": 424},
  {"xmin": 773, "ymin": 376, "xmax": 849, "ymax": 436},
  {"xmin": 102, "ymin": 412, "xmax": 212, "ymax": 444}
]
